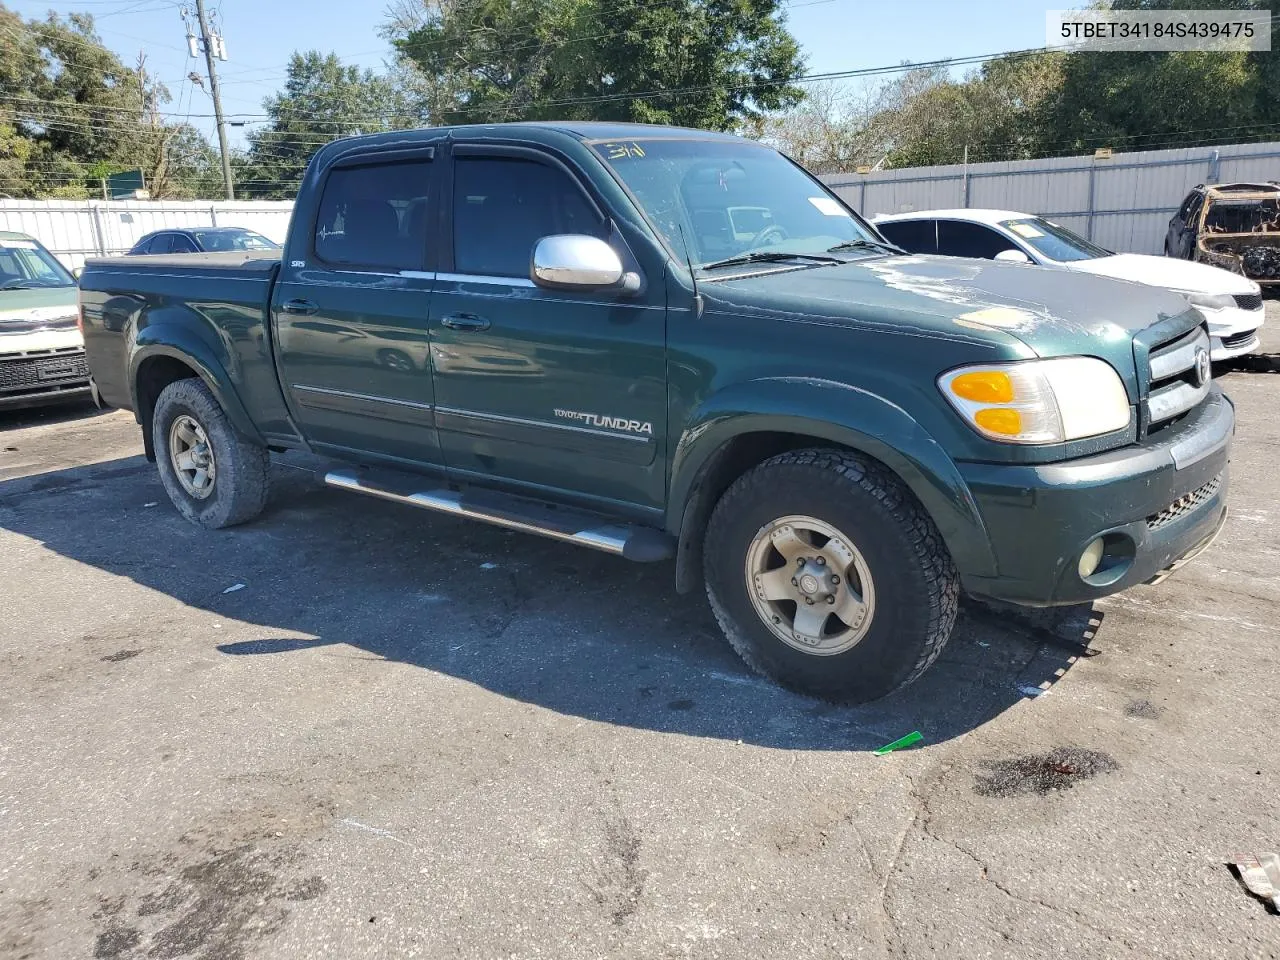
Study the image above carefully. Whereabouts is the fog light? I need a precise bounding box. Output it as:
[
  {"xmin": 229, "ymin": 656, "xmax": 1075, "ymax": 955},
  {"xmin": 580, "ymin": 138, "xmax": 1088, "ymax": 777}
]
[{"xmin": 1078, "ymin": 538, "xmax": 1105, "ymax": 579}]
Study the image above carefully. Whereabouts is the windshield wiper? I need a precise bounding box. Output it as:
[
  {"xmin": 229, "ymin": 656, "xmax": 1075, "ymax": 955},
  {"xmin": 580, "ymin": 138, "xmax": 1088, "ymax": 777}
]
[
  {"xmin": 700, "ymin": 251, "xmax": 844, "ymax": 270},
  {"xmin": 827, "ymin": 238, "xmax": 903, "ymax": 255}
]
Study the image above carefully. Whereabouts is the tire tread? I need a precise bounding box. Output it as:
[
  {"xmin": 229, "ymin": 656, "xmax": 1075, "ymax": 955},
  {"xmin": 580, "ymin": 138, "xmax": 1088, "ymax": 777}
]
[{"xmin": 703, "ymin": 448, "xmax": 959, "ymax": 701}]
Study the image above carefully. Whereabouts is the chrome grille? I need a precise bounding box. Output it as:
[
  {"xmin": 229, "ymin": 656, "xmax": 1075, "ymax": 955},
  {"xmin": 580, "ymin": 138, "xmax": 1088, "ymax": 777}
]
[
  {"xmin": 1233, "ymin": 293, "xmax": 1263, "ymax": 311},
  {"xmin": 1146, "ymin": 326, "xmax": 1211, "ymax": 429},
  {"xmin": 1147, "ymin": 473, "xmax": 1222, "ymax": 531}
]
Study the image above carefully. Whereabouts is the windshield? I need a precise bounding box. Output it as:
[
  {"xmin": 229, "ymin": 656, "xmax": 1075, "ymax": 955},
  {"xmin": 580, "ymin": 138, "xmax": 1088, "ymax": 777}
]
[
  {"xmin": 0, "ymin": 236, "xmax": 75, "ymax": 290},
  {"xmin": 194, "ymin": 230, "xmax": 279, "ymax": 252},
  {"xmin": 590, "ymin": 138, "xmax": 882, "ymax": 268},
  {"xmin": 998, "ymin": 218, "xmax": 1111, "ymax": 262},
  {"xmin": 1203, "ymin": 198, "xmax": 1280, "ymax": 234}
]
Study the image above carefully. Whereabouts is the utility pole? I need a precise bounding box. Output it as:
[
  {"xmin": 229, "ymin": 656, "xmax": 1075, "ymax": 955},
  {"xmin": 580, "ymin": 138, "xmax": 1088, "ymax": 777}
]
[{"xmin": 188, "ymin": 0, "xmax": 233, "ymax": 199}]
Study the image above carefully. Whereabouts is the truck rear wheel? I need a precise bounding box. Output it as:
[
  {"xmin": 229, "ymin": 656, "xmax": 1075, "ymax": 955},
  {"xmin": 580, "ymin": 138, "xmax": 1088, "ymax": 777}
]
[
  {"xmin": 703, "ymin": 449, "xmax": 959, "ymax": 703},
  {"xmin": 152, "ymin": 378, "xmax": 269, "ymax": 529}
]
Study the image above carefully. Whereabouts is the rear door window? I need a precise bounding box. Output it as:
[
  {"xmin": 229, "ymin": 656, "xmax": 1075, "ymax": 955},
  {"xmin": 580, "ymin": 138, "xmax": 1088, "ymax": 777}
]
[
  {"xmin": 876, "ymin": 219, "xmax": 937, "ymax": 254},
  {"xmin": 936, "ymin": 221, "xmax": 1019, "ymax": 259},
  {"xmin": 147, "ymin": 234, "xmax": 175, "ymax": 254},
  {"xmin": 451, "ymin": 156, "xmax": 605, "ymax": 278},
  {"xmin": 171, "ymin": 234, "xmax": 199, "ymax": 253},
  {"xmin": 313, "ymin": 160, "xmax": 434, "ymax": 271}
]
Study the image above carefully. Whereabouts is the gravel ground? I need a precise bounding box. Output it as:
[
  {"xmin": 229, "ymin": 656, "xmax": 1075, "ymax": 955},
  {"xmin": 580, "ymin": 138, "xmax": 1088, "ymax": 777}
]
[{"xmin": 1, "ymin": 306, "xmax": 1278, "ymax": 960}]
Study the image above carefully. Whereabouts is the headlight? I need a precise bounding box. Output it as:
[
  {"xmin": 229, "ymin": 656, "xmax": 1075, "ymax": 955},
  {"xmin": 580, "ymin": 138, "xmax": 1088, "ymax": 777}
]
[
  {"xmin": 1184, "ymin": 292, "xmax": 1234, "ymax": 310},
  {"xmin": 939, "ymin": 357, "xmax": 1131, "ymax": 444}
]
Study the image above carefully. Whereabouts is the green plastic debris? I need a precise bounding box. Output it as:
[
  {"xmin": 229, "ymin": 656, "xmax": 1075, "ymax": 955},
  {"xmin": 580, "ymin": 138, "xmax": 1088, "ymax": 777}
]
[{"xmin": 874, "ymin": 731, "xmax": 924, "ymax": 756}]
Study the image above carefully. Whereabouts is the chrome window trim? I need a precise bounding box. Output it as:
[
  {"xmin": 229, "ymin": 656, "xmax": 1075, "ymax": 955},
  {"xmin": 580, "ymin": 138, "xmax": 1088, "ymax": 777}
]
[{"xmin": 437, "ymin": 272, "xmax": 537, "ymax": 288}]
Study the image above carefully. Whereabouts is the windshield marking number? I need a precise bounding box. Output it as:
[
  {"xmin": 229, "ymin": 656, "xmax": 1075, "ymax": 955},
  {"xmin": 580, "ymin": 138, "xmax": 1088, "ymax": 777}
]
[{"xmin": 602, "ymin": 142, "xmax": 646, "ymax": 160}]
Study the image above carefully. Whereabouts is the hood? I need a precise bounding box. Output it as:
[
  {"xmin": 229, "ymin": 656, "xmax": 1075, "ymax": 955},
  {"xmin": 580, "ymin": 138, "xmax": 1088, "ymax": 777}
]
[
  {"xmin": 1066, "ymin": 252, "xmax": 1257, "ymax": 295},
  {"xmin": 702, "ymin": 254, "xmax": 1195, "ymax": 362},
  {"xmin": 0, "ymin": 286, "xmax": 79, "ymax": 329}
]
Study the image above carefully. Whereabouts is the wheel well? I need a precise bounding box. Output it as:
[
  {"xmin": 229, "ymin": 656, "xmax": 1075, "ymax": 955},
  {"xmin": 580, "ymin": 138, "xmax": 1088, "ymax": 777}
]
[
  {"xmin": 135, "ymin": 356, "xmax": 201, "ymax": 461},
  {"xmin": 673, "ymin": 431, "xmax": 841, "ymax": 594}
]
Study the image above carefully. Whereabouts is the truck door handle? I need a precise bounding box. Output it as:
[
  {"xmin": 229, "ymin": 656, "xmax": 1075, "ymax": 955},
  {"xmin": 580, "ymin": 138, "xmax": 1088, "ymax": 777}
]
[
  {"xmin": 281, "ymin": 299, "xmax": 318, "ymax": 316},
  {"xmin": 440, "ymin": 313, "xmax": 490, "ymax": 331}
]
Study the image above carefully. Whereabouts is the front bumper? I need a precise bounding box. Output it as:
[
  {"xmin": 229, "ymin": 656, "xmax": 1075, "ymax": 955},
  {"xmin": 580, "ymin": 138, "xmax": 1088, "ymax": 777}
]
[
  {"xmin": 959, "ymin": 387, "xmax": 1233, "ymax": 606},
  {"xmin": 0, "ymin": 346, "xmax": 92, "ymax": 409},
  {"xmin": 1202, "ymin": 304, "xmax": 1264, "ymax": 361}
]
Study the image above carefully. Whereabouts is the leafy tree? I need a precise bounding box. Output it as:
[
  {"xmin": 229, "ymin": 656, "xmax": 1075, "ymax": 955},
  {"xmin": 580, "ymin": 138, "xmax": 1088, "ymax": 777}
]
[
  {"xmin": 0, "ymin": 3, "xmax": 220, "ymax": 198},
  {"xmin": 240, "ymin": 51, "xmax": 423, "ymax": 199},
  {"xmin": 390, "ymin": 0, "xmax": 805, "ymax": 130},
  {"xmin": 1034, "ymin": 0, "xmax": 1278, "ymax": 154}
]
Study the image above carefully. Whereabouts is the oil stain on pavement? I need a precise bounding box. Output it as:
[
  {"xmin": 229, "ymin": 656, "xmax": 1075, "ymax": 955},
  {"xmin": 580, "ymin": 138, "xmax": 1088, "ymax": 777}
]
[{"xmin": 974, "ymin": 747, "xmax": 1120, "ymax": 797}]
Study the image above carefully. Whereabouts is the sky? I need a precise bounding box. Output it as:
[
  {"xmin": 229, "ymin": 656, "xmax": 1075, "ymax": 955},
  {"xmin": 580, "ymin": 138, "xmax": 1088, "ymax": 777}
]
[{"xmin": 6, "ymin": 0, "xmax": 1058, "ymax": 147}]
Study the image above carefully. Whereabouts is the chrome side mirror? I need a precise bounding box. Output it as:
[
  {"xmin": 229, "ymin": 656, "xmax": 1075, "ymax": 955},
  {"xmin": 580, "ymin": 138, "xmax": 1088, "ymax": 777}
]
[
  {"xmin": 994, "ymin": 248, "xmax": 1032, "ymax": 264},
  {"xmin": 532, "ymin": 234, "xmax": 627, "ymax": 290},
  {"xmin": 72, "ymin": 266, "xmax": 83, "ymax": 280}
]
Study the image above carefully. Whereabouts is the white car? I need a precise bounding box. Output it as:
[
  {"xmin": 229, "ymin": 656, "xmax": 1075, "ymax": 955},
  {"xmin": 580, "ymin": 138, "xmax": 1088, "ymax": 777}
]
[{"xmin": 874, "ymin": 208, "xmax": 1264, "ymax": 361}]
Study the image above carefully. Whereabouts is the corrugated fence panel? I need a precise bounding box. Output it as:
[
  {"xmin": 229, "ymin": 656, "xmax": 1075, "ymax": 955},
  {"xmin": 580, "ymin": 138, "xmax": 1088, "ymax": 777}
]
[
  {"xmin": 823, "ymin": 141, "xmax": 1280, "ymax": 255},
  {"xmin": 0, "ymin": 200, "xmax": 294, "ymax": 268}
]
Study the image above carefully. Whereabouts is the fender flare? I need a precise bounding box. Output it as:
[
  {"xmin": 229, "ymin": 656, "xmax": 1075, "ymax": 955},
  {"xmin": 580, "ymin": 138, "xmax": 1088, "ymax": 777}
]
[
  {"xmin": 130, "ymin": 320, "xmax": 265, "ymax": 456},
  {"xmin": 668, "ymin": 377, "xmax": 997, "ymax": 579}
]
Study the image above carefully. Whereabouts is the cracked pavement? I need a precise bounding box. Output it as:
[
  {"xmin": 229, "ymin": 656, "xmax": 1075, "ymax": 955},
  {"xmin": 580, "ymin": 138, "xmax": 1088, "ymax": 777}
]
[{"xmin": 2, "ymin": 307, "xmax": 1279, "ymax": 959}]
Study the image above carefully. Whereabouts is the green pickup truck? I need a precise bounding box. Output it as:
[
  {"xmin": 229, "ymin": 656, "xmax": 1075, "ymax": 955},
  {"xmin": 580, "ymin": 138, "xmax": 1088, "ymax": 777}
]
[{"xmin": 79, "ymin": 122, "xmax": 1233, "ymax": 703}]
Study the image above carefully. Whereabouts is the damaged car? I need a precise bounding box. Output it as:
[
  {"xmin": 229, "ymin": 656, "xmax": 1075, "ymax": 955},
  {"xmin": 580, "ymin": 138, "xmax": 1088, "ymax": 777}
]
[{"xmin": 1168, "ymin": 182, "xmax": 1280, "ymax": 287}]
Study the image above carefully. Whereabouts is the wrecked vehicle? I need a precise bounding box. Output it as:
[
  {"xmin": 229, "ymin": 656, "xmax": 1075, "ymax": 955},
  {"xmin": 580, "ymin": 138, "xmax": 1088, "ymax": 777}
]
[
  {"xmin": 1167, "ymin": 182, "xmax": 1280, "ymax": 285},
  {"xmin": 79, "ymin": 122, "xmax": 1233, "ymax": 704}
]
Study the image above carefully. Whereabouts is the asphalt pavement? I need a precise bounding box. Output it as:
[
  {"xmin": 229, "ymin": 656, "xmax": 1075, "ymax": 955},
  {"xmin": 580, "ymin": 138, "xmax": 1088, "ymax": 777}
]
[{"xmin": 2, "ymin": 308, "xmax": 1279, "ymax": 960}]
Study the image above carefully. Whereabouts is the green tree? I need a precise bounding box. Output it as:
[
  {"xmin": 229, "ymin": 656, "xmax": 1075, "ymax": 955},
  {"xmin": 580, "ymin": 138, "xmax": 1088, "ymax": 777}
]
[
  {"xmin": 240, "ymin": 51, "xmax": 421, "ymax": 199},
  {"xmin": 1034, "ymin": 0, "xmax": 1278, "ymax": 154},
  {"xmin": 0, "ymin": 3, "xmax": 219, "ymax": 197},
  {"xmin": 391, "ymin": 0, "xmax": 805, "ymax": 130}
]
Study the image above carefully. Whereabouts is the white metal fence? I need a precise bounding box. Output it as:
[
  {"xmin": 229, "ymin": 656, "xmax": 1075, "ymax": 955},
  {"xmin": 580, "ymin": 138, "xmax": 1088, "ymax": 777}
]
[
  {"xmin": 822, "ymin": 141, "xmax": 1280, "ymax": 255},
  {"xmin": 0, "ymin": 200, "xmax": 295, "ymax": 269}
]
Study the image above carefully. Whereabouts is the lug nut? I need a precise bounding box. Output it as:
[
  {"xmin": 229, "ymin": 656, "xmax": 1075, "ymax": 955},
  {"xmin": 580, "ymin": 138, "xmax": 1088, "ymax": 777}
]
[
  {"xmin": 805, "ymin": 597, "xmax": 815, "ymax": 605},
  {"xmin": 827, "ymin": 596, "xmax": 836, "ymax": 605},
  {"xmin": 831, "ymin": 574, "xmax": 840, "ymax": 584},
  {"xmin": 791, "ymin": 577, "xmax": 798, "ymax": 586},
  {"xmin": 816, "ymin": 557, "xmax": 825, "ymax": 566},
  {"xmin": 797, "ymin": 557, "xmax": 805, "ymax": 567}
]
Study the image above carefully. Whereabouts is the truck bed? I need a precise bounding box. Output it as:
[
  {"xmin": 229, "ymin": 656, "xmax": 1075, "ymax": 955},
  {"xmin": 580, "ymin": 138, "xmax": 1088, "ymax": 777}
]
[{"xmin": 78, "ymin": 252, "xmax": 296, "ymax": 442}]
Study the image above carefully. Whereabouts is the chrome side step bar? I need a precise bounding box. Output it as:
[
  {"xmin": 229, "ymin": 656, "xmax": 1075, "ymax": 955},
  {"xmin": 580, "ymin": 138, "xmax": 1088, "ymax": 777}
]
[{"xmin": 324, "ymin": 469, "xmax": 675, "ymax": 562}]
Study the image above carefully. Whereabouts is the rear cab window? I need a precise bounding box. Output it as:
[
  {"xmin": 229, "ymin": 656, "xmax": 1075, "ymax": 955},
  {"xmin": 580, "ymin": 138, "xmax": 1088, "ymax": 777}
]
[{"xmin": 313, "ymin": 160, "xmax": 434, "ymax": 272}]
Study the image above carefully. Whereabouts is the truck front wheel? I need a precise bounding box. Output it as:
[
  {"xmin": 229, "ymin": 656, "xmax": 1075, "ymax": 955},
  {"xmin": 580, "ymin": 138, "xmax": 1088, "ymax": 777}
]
[
  {"xmin": 152, "ymin": 378, "xmax": 269, "ymax": 528},
  {"xmin": 703, "ymin": 449, "xmax": 959, "ymax": 703}
]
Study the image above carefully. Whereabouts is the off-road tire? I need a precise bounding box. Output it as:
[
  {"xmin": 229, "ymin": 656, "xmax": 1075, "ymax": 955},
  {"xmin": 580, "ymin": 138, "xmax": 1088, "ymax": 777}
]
[
  {"xmin": 152, "ymin": 378, "xmax": 269, "ymax": 528},
  {"xmin": 703, "ymin": 448, "xmax": 959, "ymax": 703}
]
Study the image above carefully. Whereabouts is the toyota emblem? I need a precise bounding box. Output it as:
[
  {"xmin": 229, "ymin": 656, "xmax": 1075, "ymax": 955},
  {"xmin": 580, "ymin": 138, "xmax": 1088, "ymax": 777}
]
[{"xmin": 1193, "ymin": 347, "xmax": 1211, "ymax": 387}]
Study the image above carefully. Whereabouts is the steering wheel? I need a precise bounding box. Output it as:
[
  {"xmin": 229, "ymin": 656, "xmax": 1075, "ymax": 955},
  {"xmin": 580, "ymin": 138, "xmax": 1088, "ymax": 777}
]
[{"xmin": 747, "ymin": 224, "xmax": 789, "ymax": 250}]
